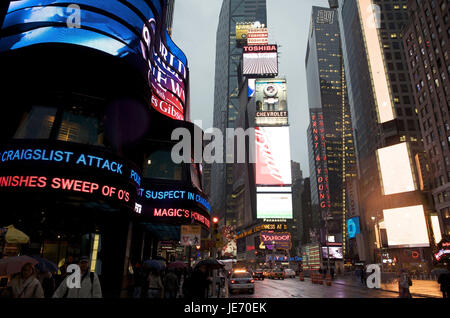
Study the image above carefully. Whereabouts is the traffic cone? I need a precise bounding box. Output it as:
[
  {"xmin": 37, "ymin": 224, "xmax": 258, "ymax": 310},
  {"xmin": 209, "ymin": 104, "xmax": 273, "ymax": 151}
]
[
  {"xmin": 325, "ymin": 273, "xmax": 332, "ymax": 286},
  {"xmin": 299, "ymin": 271, "xmax": 304, "ymax": 281}
]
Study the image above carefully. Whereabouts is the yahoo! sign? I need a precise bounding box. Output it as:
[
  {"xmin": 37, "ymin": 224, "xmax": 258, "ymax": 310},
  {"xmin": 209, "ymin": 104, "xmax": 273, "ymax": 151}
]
[{"xmin": 260, "ymin": 231, "xmax": 291, "ymax": 249}]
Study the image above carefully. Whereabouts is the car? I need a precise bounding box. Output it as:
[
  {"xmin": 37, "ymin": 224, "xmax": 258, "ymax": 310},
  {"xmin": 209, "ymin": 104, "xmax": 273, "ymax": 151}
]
[
  {"xmin": 269, "ymin": 268, "xmax": 285, "ymax": 280},
  {"xmin": 263, "ymin": 269, "xmax": 271, "ymax": 278},
  {"xmin": 228, "ymin": 270, "xmax": 255, "ymax": 294},
  {"xmin": 252, "ymin": 269, "xmax": 265, "ymax": 280},
  {"xmin": 284, "ymin": 268, "xmax": 296, "ymax": 278}
]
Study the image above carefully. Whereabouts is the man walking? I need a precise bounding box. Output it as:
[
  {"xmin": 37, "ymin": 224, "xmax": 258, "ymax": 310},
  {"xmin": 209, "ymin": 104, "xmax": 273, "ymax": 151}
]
[
  {"xmin": 53, "ymin": 256, "xmax": 102, "ymax": 298},
  {"xmin": 438, "ymin": 263, "xmax": 450, "ymax": 298}
]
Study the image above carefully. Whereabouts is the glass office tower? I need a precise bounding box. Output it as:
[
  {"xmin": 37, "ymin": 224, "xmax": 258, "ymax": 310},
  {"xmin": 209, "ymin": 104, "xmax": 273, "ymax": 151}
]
[
  {"xmin": 306, "ymin": 5, "xmax": 357, "ymax": 258},
  {"xmin": 211, "ymin": 0, "xmax": 267, "ymax": 226}
]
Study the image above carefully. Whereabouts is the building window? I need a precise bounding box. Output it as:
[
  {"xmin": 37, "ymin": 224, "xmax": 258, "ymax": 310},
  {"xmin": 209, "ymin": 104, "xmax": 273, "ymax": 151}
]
[
  {"xmin": 144, "ymin": 147, "xmax": 184, "ymax": 181},
  {"xmin": 56, "ymin": 109, "xmax": 102, "ymax": 145},
  {"xmin": 14, "ymin": 106, "xmax": 56, "ymax": 139}
]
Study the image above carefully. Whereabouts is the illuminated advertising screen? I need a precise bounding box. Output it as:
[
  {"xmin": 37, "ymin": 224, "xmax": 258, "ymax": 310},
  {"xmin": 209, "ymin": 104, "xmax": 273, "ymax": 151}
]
[
  {"xmin": 376, "ymin": 142, "xmax": 417, "ymax": 195},
  {"xmin": 256, "ymin": 192, "xmax": 293, "ymax": 219},
  {"xmin": 431, "ymin": 215, "xmax": 442, "ymax": 244},
  {"xmin": 255, "ymin": 127, "xmax": 292, "ymax": 185},
  {"xmin": 347, "ymin": 217, "xmax": 361, "ymax": 239},
  {"xmin": 255, "ymin": 79, "xmax": 288, "ymax": 126},
  {"xmin": 247, "ymin": 28, "xmax": 268, "ymax": 45},
  {"xmin": 321, "ymin": 246, "xmax": 343, "ymax": 259},
  {"xmin": 248, "ymin": 79, "xmax": 256, "ymax": 98},
  {"xmin": 0, "ymin": 1, "xmax": 188, "ymax": 121},
  {"xmin": 243, "ymin": 45, "xmax": 278, "ymax": 77},
  {"xmin": 383, "ymin": 205, "xmax": 430, "ymax": 248},
  {"xmin": 260, "ymin": 232, "xmax": 291, "ymax": 250},
  {"xmin": 235, "ymin": 23, "xmax": 253, "ymax": 47},
  {"xmin": 357, "ymin": 0, "xmax": 395, "ymax": 123}
]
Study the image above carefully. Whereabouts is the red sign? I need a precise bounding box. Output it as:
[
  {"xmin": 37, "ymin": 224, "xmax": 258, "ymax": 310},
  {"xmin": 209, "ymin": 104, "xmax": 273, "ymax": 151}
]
[
  {"xmin": 153, "ymin": 207, "xmax": 210, "ymax": 228},
  {"xmin": 311, "ymin": 111, "xmax": 331, "ymax": 211},
  {"xmin": 151, "ymin": 95, "xmax": 184, "ymax": 121}
]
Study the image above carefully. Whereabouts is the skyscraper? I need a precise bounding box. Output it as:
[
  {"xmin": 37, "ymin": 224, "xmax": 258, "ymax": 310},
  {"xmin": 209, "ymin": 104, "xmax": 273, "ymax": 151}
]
[
  {"xmin": 212, "ymin": 0, "xmax": 267, "ymax": 226},
  {"xmin": 338, "ymin": 0, "xmax": 433, "ymax": 267},
  {"xmin": 403, "ymin": 0, "xmax": 449, "ymax": 242},
  {"xmin": 305, "ymin": 5, "xmax": 357, "ymax": 259}
]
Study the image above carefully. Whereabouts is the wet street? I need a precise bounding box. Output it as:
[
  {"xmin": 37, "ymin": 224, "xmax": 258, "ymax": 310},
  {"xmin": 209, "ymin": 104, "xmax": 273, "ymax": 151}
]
[{"xmin": 229, "ymin": 277, "xmax": 404, "ymax": 298}]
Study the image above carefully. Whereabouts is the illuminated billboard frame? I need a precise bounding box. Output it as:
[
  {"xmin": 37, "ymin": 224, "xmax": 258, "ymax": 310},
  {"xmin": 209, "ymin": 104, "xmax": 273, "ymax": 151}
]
[
  {"xmin": 255, "ymin": 127, "xmax": 292, "ymax": 186},
  {"xmin": 376, "ymin": 142, "xmax": 417, "ymax": 195},
  {"xmin": 357, "ymin": 0, "xmax": 395, "ymax": 123},
  {"xmin": 383, "ymin": 205, "xmax": 430, "ymax": 248},
  {"xmin": 256, "ymin": 192, "xmax": 293, "ymax": 219},
  {"xmin": 347, "ymin": 217, "xmax": 361, "ymax": 239},
  {"xmin": 243, "ymin": 45, "xmax": 278, "ymax": 77}
]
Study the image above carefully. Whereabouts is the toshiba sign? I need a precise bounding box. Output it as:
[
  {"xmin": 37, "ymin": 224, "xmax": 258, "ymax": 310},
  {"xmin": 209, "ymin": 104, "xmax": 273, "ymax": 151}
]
[{"xmin": 243, "ymin": 45, "xmax": 277, "ymax": 53}]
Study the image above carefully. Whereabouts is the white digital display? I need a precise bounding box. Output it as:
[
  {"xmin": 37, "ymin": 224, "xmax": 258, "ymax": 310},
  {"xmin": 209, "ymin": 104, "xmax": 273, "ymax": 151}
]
[
  {"xmin": 257, "ymin": 192, "xmax": 293, "ymax": 219},
  {"xmin": 377, "ymin": 142, "xmax": 417, "ymax": 195},
  {"xmin": 255, "ymin": 126, "xmax": 292, "ymax": 186},
  {"xmin": 383, "ymin": 205, "xmax": 430, "ymax": 248},
  {"xmin": 431, "ymin": 215, "xmax": 442, "ymax": 244}
]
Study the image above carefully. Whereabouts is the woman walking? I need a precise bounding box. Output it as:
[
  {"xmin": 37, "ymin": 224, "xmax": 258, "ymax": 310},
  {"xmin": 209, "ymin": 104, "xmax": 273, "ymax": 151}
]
[{"xmin": 9, "ymin": 263, "xmax": 44, "ymax": 298}]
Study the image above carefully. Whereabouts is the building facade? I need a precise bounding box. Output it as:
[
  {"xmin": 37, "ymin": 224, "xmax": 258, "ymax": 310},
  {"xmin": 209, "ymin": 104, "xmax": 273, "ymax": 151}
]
[
  {"xmin": 403, "ymin": 0, "xmax": 450, "ymax": 243},
  {"xmin": 211, "ymin": 0, "xmax": 267, "ymax": 227},
  {"xmin": 0, "ymin": 0, "xmax": 210, "ymax": 297},
  {"xmin": 305, "ymin": 5, "xmax": 357, "ymax": 262},
  {"xmin": 338, "ymin": 0, "xmax": 434, "ymax": 269}
]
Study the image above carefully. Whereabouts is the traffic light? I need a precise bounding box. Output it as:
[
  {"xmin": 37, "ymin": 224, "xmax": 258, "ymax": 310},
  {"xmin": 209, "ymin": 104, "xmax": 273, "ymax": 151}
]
[{"xmin": 212, "ymin": 217, "xmax": 220, "ymax": 247}]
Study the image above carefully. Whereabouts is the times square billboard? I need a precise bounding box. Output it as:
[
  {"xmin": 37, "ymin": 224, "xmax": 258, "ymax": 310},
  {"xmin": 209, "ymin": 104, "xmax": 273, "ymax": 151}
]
[
  {"xmin": 255, "ymin": 79, "xmax": 288, "ymax": 126},
  {"xmin": 0, "ymin": 0, "xmax": 188, "ymax": 121},
  {"xmin": 242, "ymin": 44, "xmax": 278, "ymax": 77},
  {"xmin": 255, "ymin": 126, "xmax": 293, "ymax": 219}
]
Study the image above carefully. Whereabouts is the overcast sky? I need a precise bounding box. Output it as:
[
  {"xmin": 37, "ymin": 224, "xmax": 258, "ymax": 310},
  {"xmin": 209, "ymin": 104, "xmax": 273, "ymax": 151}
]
[{"xmin": 172, "ymin": 0, "xmax": 330, "ymax": 178}]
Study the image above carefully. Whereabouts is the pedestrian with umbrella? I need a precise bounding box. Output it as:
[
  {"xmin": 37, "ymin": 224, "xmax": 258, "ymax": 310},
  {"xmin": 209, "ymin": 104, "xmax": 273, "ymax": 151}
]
[{"xmin": 8, "ymin": 262, "xmax": 44, "ymax": 298}]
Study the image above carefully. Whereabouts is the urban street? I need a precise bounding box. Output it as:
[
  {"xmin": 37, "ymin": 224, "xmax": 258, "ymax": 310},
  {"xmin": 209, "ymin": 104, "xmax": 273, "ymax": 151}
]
[{"xmin": 0, "ymin": 0, "xmax": 449, "ymax": 305}]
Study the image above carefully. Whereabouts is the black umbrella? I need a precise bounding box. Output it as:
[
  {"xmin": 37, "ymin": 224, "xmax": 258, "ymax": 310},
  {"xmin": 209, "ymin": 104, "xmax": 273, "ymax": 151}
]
[{"xmin": 194, "ymin": 259, "xmax": 225, "ymax": 270}]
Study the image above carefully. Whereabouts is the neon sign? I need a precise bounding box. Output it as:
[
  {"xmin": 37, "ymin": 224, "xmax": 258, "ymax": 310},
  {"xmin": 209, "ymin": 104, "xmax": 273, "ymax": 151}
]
[
  {"xmin": 152, "ymin": 207, "xmax": 210, "ymax": 228},
  {"xmin": 0, "ymin": 146, "xmax": 141, "ymax": 187},
  {"xmin": 0, "ymin": 175, "xmax": 130, "ymax": 203},
  {"xmin": 138, "ymin": 189, "xmax": 211, "ymax": 213},
  {"xmin": 310, "ymin": 111, "xmax": 331, "ymax": 211}
]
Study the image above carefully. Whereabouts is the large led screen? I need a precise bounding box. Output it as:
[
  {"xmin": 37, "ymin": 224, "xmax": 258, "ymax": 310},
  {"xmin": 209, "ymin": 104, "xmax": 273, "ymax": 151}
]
[
  {"xmin": 243, "ymin": 45, "xmax": 278, "ymax": 77},
  {"xmin": 357, "ymin": 0, "xmax": 395, "ymax": 123},
  {"xmin": 0, "ymin": 0, "xmax": 188, "ymax": 121},
  {"xmin": 321, "ymin": 246, "xmax": 343, "ymax": 259},
  {"xmin": 431, "ymin": 215, "xmax": 442, "ymax": 244},
  {"xmin": 383, "ymin": 205, "xmax": 430, "ymax": 248},
  {"xmin": 347, "ymin": 217, "xmax": 361, "ymax": 239},
  {"xmin": 255, "ymin": 79, "xmax": 287, "ymax": 112},
  {"xmin": 257, "ymin": 193, "xmax": 293, "ymax": 219},
  {"xmin": 376, "ymin": 142, "xmax": 416, "ymax": 195},
  {"xmin": 255, "ymin": 127, "xmax": 292, "ymax": 185}
]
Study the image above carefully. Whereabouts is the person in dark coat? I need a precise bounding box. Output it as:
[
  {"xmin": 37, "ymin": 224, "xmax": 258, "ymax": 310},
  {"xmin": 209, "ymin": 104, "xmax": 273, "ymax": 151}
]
[
  {"xmin": 438, "ymin": 263, "xmax": 450, "ymax": 298},
  {"xmin": 183, "ymin": 265, "xmax": 211, "ymax": 299}
]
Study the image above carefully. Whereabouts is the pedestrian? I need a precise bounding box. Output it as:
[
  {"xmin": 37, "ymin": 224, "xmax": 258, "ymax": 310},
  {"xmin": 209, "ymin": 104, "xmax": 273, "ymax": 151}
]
[
  {"xmin": 56, "ymin": 255, "xmax": 74, "ymax": 288},
  {"xmin": 38, "ymin": 270, "xmax": 55, "ymax": 298},
  {"xmin": 132, "ymin": 262, "xmax": 145, "ymax": 298},
  {"xmin": 147, "ymin": 269, "xmax": 164, "ymax": 299},
  {"xmin": 398, "ymin": 269, "xmax": 412, "ymax": 298},
  {"xmin": 8, "ymin": 263, "xmax": 44, "ymax": 298},
  {"xmin": 360, "ymin": 266, "xmax": 366, "ymax": 286},
  {"xmin": 183, "ymin": 265, "xmax": 211, "ymax": 299},
  {"xmin": 330, "ymin": 267, "xmax": 335, "ymax": 279},
  {"xmin": 53, "ymin": 256, "xmax": 102, "ymax": 298},
  {"xmin": 437, "ymin": 263, "xmax": 450, "ymax": 298},
  {"xmin": 164, "ymin": 269, "xmax": 179, "ymax": 298}
]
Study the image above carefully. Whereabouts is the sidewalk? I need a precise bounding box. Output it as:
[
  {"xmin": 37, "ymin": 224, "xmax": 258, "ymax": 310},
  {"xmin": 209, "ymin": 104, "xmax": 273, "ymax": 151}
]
[{"xmin": 330, "ymin": 275, "xmax": 442, "ymax": 298}]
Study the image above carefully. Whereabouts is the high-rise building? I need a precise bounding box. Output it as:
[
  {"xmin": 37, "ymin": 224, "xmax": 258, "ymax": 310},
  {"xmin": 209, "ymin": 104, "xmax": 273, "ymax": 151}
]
[
  {"xmin": 212, "ymin": 0, "xmax": 267, "ymax": 226},
  {"xmin": 338, "ymin": 0, "xmax": 433, "ymax": 267},
  {"xmin": 403, "ymin": 0, "xmax": 449, "ymax": 242},
  {"xmin": 165, "ymin": 0, "xmax": 175, "ymax": 36},
  {"xmin": 305, "ymin": 5, "xmax": 357, "ymax": 260}
]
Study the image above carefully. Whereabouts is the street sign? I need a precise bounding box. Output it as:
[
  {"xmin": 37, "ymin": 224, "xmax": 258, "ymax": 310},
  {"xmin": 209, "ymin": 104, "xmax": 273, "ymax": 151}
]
[{"xmin": 180, "ymin": 225, "xmax": 201, "ymax": 246}]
